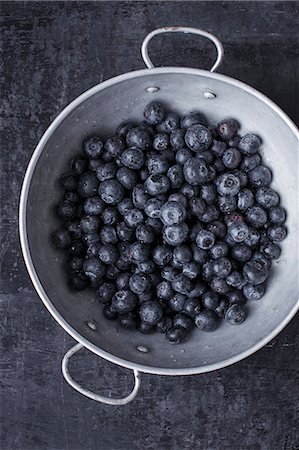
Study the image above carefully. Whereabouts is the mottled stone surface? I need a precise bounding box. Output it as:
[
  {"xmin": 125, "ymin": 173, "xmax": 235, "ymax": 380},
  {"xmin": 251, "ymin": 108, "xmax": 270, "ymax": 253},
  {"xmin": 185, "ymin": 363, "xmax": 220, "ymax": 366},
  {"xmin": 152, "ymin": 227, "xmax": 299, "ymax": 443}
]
[{"xmin": 0, "ymin": 2, "xmax": 298, "ymax": 449}]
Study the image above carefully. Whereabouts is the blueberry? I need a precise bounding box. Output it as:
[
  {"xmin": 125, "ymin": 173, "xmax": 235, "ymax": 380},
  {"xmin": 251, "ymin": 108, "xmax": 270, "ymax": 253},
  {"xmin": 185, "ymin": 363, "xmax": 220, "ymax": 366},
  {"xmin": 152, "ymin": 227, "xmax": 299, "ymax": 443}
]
[
  {"xmin": 112, "ymin": 290, "xmax": 137, "ymax": 313},
  {"xmin": 121, "ymin": 147, "xmax": 145, "ymax": 170},
  {"xmin": 134, "ymin": 224, "xmax": 154, "ymax": 245},
  {"xmin": 69, "ymin": 239, "xmax": 85, "ymax": 256},
  {"xmin": 157, "ymin": 281, "xmax": 174, "ymax": 300},
  {"xmin": 196, "ymin": 230, "xmax": 215, "ymax": 250},
  {"xmin": 202, "ymin": 290, "xmax": 220, "ymax": 310},
  {"xmin": 146, "ymin": 217, "xmax": 163, "ymax": 233},
  {"xmin": 151, "ymin": 245, "xmax": 172, "ymax": 267},
  {"xmin": 183, "ymin": 157, "xmax": 212, "ymax": 185},
  {"xmin": 244, "ymin": 228, "xmax": 260, "ymax": 247},
  {"xmin": 64, "ymin": 192, "xmax": 80, "ymax": 207},
  {"xmin": 118, "ymin": 198, "xmax": 134, "ymax": 216},
  {"xmin": 96, "ymin": 282, "xmax": 116, "ymax": 304},
  {"xmin": 267, "ymin": 225, "xmax": 287, "ymax": 243},
  {"xmin": 89, "ymin": 159, "xmax": 102, "ymax": 172},
  {"xmin": 237, "ymin": 189, "xmax": 254, "ymax": 211},
  {"xmin": 231, "ymin": 243, "xmax": 252, "ymax": 262},
  {"xmin": 168, "ymin": 193, "xmax": 188, "ymax": 207},
  {"xmin": 116, "ymin": 121, "xmax": 135, "ymax": 137},
  {"xmin": 83, "ymin": 196, "xmax": 104, "ymax": 216},
  {"xmin": 195, "ymin": 310, "xmax": 218, "ymax": 331},
  {"xmin": 115, "ymin": 167, "xmax": 138, "ymax": 190},
  {"xmin": 189, "ymin": 198, "xmax": 206, "ymax": 218},
  {"xmin": 101, "ymin": 207, "xmax": 119, "ymax": 226},
  {"xmin": 181, "ymin": 112, "xmax": 206, "ymax": 129},
  {"xmin": 189, "ymin": 280, "xmax": 208, "ymax": 297},
  {"xmin": 169, "ymin": 293, "xmax": 187, "ymax": 312},
  {"xmin": 201, "ymin": 184, "xmax": 217, "ymax": 205},
  {"xmin": 218, "ymin": 195, "xmax": 237, "ymax": 214},
  {"xmin": 166, "ymin": 327, "xmax": 186, "ymax": 344},
  {"xmin": 68, "ymin": 273, "xmax": 88, "ymax": 291},
  {"xmin": 269, "ymin": 207, "xmax": 286, "ymax": 225},
  {"xmin": 118, "ymin": 312, "xmax": 137, "ymax": 329},
  {"xmin": 255, "ymin": 187, "xmax": 279, "ymax": 209},
  {"xmin": 182, "ymin": 298, "xmax": 200, "ymax": 317},
  {"xmin": 216, "ymin": 173, "xmax": 241, "ymax": 196},
  {"xmin": 71, "ymin": 156, "xmax": 88, "ymax": 174},
  {"xmin": 243, "ymin": 283, "xmax": 265, "ymax": 301},
  {"xmin": 132, "ymin": 184, "xmax": 150, "ymax": 209},
  {"xmin": 116, "ymin": 222, "xmax": 135, "ymax": 242},
  {"xmin": 83, "ymin": 257, "xmax": 106, "ymax": 282},
  {"xmin": 228, "ymin": 222, "xmax": 249, "ymax": 243},
  {"xmin": 156, "ymin": 317, "xmax": 173, "ymax": 333},
  {"xmin": 86, "ymin": 242, "xmax": 101, "ymax": 257},
  {"xmin": 210, "ymin": 140, "xmax": 227, "ymax": 157},
  {"xmin": 216, "ymin": 119, "xmax": 239, "ymax": 140},
  {"xmin": 147, "ymin": 155, "xmax": 169, "ymax": 175},
  {"xmin": 104, "ymin": 135, "xmax": 125, "ymax": 157},
  {"xmin": 126, "ymin": 128, "xmax": 152, "ymax": 151},
  {"xmin": 228, "ymin": 136, "xmax": 240, "ymax": 147},
  {"xmin": 207, "ymin": 221, "xmax": 227, "ymax": 239},
  {"xmin": 123, "ymin": 208, "xmax": 144, "ymax": 229},
  {"xmin": 98, "ymin": 244, "xmax": 118, "ymax": 265},
  {"xmin": 209, "ymin": 241, "xmax": 228, "ymax": 259},
  {"xmin": 191, "ymin": 225, "xmax": 205, "ymax": 244},
  {"xmin": 167, "ymin": 165, "xmax": 184, "ymax": 189},
  {"xmin": 173, "ymin": 313, "xmax": 193, "ymax": 330},
  {"xmin": 227, "ymin": 290, "xmax": 247, "ymax": 305},
  {"xmin": 238, "ymin": 134, "xmax": 261, "ymax": 155},
  {"xmin": 157, "ymin": 112, "xmax": 180, "ymax": 133},
  {"xmin": 103, "ymin": 305, "xmax": 118, "ymax": 320},
  {"xmin": 80, "ymin": 215, "xmax": 100, "ymax": 234},
  {"xmin": 82, "ymin": 232, "xmax": 101, "ymax": 246},
  {"xmin": 139, "ymin": 301, "xmax": 163, "ymax": 325},
  {"xmin": 129, "ymin": 273, "xmax": 151, "ymax": 295},
  {"xmin": 163, "ymin": 148, "xmax": 176, "ymax": 163},
  {"xmin": 225, "ymin": 304, "xmax": 246, "ymax": 325},
  {"xmin": 136, "ymin": 260, "xmax": 156, "ymax": 274},
  {"xmin": 180, "ymin": 183, "xmax": 200, "ymax": 199},
  {"xmin": 214, "ymin": 298, "xmax": 229, "ymax": 318},
  {"xmin": 57, "ymin": 200, "xmax": 77, "ymax": 221},
  {"xmin": 172, "ymin": 246, "xmax": 192, "ymax": 265},
  {"xmin": 83, "ymin": 136, "xmax": 103, "ymax": 159},
  {"xmin": 182, "ymin": 262, "xmax": 199, "ymax": 279},
  {"xmin": 226, "ymin": 271, "xmax": 245, "ymax": 289},
  {"xmin": 78, "ymin": 172, "xmax": 99, "ymax": 198},
  {"xmin": 170, "ymin": 128, "xmax": 185, "ymax": 149},
  {"xmin": 185, "ymin": 124, "xmax": 212, "ymax": 152},
  {"xmin": 246, "ymin": 206, "xmax": 267, "ymax": 227},
  {"xmin": 66, "ymin": 256, "xmax": 84, "ymax": 274},
  {"xmin": 144, "ymin": 102, "xmax": 165, "ymax": 125},
  {"xmin": 252, "ymin": 251, "xmax": 272, "ymax": 269},
  {"xmin": 160, "ymin": 201, "xmax": 187, "ymax": 226},
  {"xmin": 213, "ymin": 157, "xmax": 226, "ymax": 173},
  {"xmin": 222, "ymin": 147, "xmax": 241, "ymax": 169},
  {"xmin": 240, "ymin": 153, "xmax": 261, "ymax": 172},
  {"xmin": 175, "ymin": 148, "xmax": 193, "ymax": 165},
  {"xmin": 98, "ymin": 180, "xmax": 124, "ymax": 205},
  {"xmin": 260, "ymin": 241, "xmax": 281, "ymax": 259},
  {"xmin": 172, "ymin": 274, "xmax": 192, "ymax": 295},
  {"xmin": 232, "ymin": 169, "xmax": 248, "ymax": 188},
  {"xmin": 143, "ymin": 197, "xmax": 162, "ymax": 219},
  {"xmin": 140, "ymin": 168, "xmax": 149, "ymax": 181},
  {"xmin": 163, "ymin": 223, "xmax": 188, "ymax": 246},
  {"xmin": 60, "ymin": 174, "xmax": 78, "ymax": 191},
  {"xmin": 128, "ymin": 242, "xmax": 150, "ymax": 263},
  {"xmin": 138, "ymin": 322, "xmax": 154, "ymax": 334},
  {"xmin": 248, "ymin": 165, "xmax": 272, "ymax": 188},
  {"xmin": 101, "ymin": 150, "xmax": 113, "ymax": 162},
  {"xmin": 152, "ymin": 133, "xmax": 170, "ymax": 151},
  {"xmin": 100, "ymin": 225, "xmax": 118, "ymax": 244},
  {"xmin": 243, "ymin": 259, "xmax": 268, "ymax": 285},
  {"xmin": 212, "ymin": 257, "xmax": 232, "ymax": 277},
  {"xmin": 138, "ymin": 121, "xmax": 156, "ymax": 136},
  {"xmin": 224, "ymin": 211, "xmax": 245, "ymax": 228},
  {"xmin": 201, "ymin": 149, "xmax": 215, "ymax": 164},
  {"xmin": 144, "ymin": 174, "xmax": 170, "ymax": 195},
  {"xmin": 210, "ymin": 277, "xmax": 230, "ymax": 294}
]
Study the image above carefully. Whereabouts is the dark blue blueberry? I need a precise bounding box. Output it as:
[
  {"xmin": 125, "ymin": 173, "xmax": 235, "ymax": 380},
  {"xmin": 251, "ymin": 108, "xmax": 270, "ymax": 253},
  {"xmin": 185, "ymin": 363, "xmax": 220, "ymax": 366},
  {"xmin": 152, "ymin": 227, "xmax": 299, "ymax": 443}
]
[
  {"xmin": 214, "ymin": 298, "xmax": 229, "ymax": 318},
  {"xmin": 161, "ymin": 266, "xmax": 178, "ymax": 282},
  {"xmin": 269, "ymin": 206, "xmax": 286, "ymax": 225},
  {"xmin": 173, "ymin": 246, "xmax": 192, "ymax": 264},
  {"xmin": 224, "ymin": 211, "xmax": 245, "ymax": 228},
  {"xmin": 82, "ymin": 232, "xmax": 101, "ymax": 246},
  {"xmin": 260, "ymin": 241, "xmax": 281, "ymax": 259},
  {"xmin": 226, "ymin": 271, "xmax": 245, "ymax": 289},
  {"xmin": 201, "ymin": 184, "xmax": 216, "ymax": 205},
  {"xmin": 60, "ymin": 174, "xmax": 78, "ymax": 191},
  {"xmin": 86, "ymin": 242, "xmax": 101, "ymax": 257},
  {"xmin": 175, "ymin": 148, "xmax": 193, "ymax": 165},
  {"xmin": 69, "ymin": 239, "xmax": 85, "ymax": 256},
  {"xmin": 128, "ymin": 242, "xmax": 150, "ymax": 263},
  {"xmin": 163, "ymin": 223, "xmax": 188, "ymax": 246},
  {"xmin": 157, "ymin": 112, "xmax": 180, "ymax": 133},
  {"xmin": 209, "ymin": 241, "xmax": 228, "ymax": 259},
  {"xmin": 144, "ymin": 197, "xmax": 163, "ymax": 218},
  {"xmin": 166, "ymin": 327, "xmax": 186, "ymax": 344},
  {"xmin": 140, "ymin": 168, "xmax": 149, "ymax": 182},
  {"xmin": 83, "ymin": 136, "xmax": 103, "ymax": 159},
  {"xmin": 244, "ymin": 228, "xmax": 260, "ymax": 247},
  {"xmin": 138, "ymin": 121, "xmax": 156, "ymax": 136},
  {"xmin": 138, "ymin": 322, "xmax": 155, "ymax": 334},
  {"xmin": 228, "ymin": 222, "xmax": 249, "ymax": 243},
  {"xmin": 170, "ymin": 128, "xmax": 185, "ymax": 149},
  {"xmin": 216, "ymin": 173, "xmax": 241, "ymax": 196},
  {"xmin": 64, "ymin": 192, "xmax": 80, "ymax": 205},
  {"xmin": 201, "ymin": 259, "xmax": 213, "ymax": 282},
  {"xmin": 66, "ymin": 256, "xmax": 84, "ymax": 274},
  {"xmin": 227, "ymin": 290, "xmax": 247, "ymax": 305},
  {"xmin": 228, "ymin": 136, "xmax": 240, "ymax": 147},
  {"xmin": 267, "ymin": 225, "xmax": 287, "ymax": 243},
  {"xmin": 210, "ymin": 277, "xmax": 230, "ymax": 294},
  {"xmin": 123, "ymin": 208, "xmax": 144, "ymax": 229},
  {"xmin": 153, "ymin": 133, "xmax": 170, "ymax": 151},
  {"xmin": 146, "ymin": 217, "xmax": 163, "ymax": 233},
  {"xmin": 202, "ymin": 290, "xmax": 220, "ymax": 310},
  {"xmin": 183, "ymin": 298, "xmax": 201, "ymax": 317},
  {"xmin": 104, "ymin": 135, "xmax": 125, "ymax": 158},
  {"xmin": 232, "ymin": 169, "xmax": 248, "ymax": 187},
  {"xmin": 246, "ymin": 206, "xmax": 267, "ymax": 227},
  {"xmin": 98, "ymin": 244, "xmax": 119, "ymax": 264},
  {"xmin": 116, "ymin": 222, "xmax": 135, "ymax": 242},
  {"xmin": 80, "ymin": 215, "xmax": 100, "ymax": 234},
  {"xmin": 185, "ymin": 124, "xmax": 212, "ymax": 152},
  {"xmin": 139, "ymin": 300, "xmax": 163, "ymax": 325},
  {"xmin": 118, "ymin": 312, "xmax": 137, "ymax": 329},
  {"xmin": 116, "ymin": 167, "xmax": 138, "ymax": 189},
  {"xmin": 78, "ymin": 172, "xmax": 99, "ymax": 198},
  {"xmin": 183, "ymin": 157, "xmax": 211, "ymax": 185},
  {"xmin": 200, "ymin": 150, "xmax": 214, "ymax": 164},
  {"xmin": 57, "ymin": 201, "xmax": 77, "ymax": 221},
  {"xmin": 243, "ymin": 258, "xmax": 269, "ymax": 285},
  {"xmin": 231, "ymin": 243, "xmax": 252, "ymax": 262},
  {"xmin": 180, "ymin": 183, "xmax": 200, "ymax": 199},
  {"xmin": 182, "ymin": 262, "xmax": 199, "ymax": 279},
  {"xmin": 255, "ymin": 187, "xmax": 279, "ymax": 209},
  {"xmin": 118, "ymin": 198, "xmax": 134, "ymax": 216},
  {"xmin": 96, "ymin": 282, "xmax": 116, "ymax": 304},
  {"xmin": 112, "ymin": 290, "xmax": 137, "ymax": 313},
  {"xmin": 218, "ymin": 195, "xmax": 237, "ymax": 214},
  {"xmin": 196, "ymin": 229, "xmax": 215, "ymax": 250},
  {"xmin": 212, "ymin": 257, "xmax": 232, "ymax": 277},
  {"xmin": 252, "ymin": 251, "xmax": 271, "ymax": 269},
  {"xmin": 222, "ymin": 147, "xmax": 241, "ymax": 169},
  {"xmin": 160, "ymin": 201, "xmax": 187, "ymax": 225},
  {"xmin": 243, "ymin": 283, "xmax": 265, "ymax": 301},
  {"xmin": 157, "ymin": 281, "xmax": 174, "ymax": 300},
  {"xmin": 135, "ymin": 224, "xmax": 155, "ymax": 244},
  {"xmin": 132, "ymin": 184, "xmax": 149, "ymax": 210},
  {"xmin": 189, "ymin": 280, "xmax": 207, "ymax": 298},
  {"xmin": 248, "ymin": 165, "xmax": 272, "ymax": 187},
  {"xmin": 106, "ymin": 264, "xmax": 121, "ymax": 281},
  {"xmin": 121, "ymin": 147, "xmax": 145, "ymax": 169},
  {"xmin": 225, "ymin": 304, "xmax": 246, "ymax": 324},
  {"xmin": 172, "ymin": 274, "xmax": 192, "ymax": 295},
  {"xmin": 68, "ymin": 273, "xmax": 88, "ymax": 291},
  {"xmin": 129, "ymin": 273, "xmax": 151, "ymax": 294},
  {"xmin": 156, "ymin": 317, "xmax": 173, "ymax": 333},
  {"xmin": 168, "ymin": 193, "xmax": 188, "ymax": 207},
  {"xmin": 169, "ymin": 293, "xmax": 187, "ymax": 312},
  {"xmin": 152, "ymin": 245, "xmax": 172, "ymax": 267},
  {"xmin": 116, "ymin": 121, "xmax": 135, "ymax": 137},
  {"xmin": 83, "ymin": 196, "xmax": 104, "ymax": 216},
  {"xmin": 189, "ymin": 198, "xmax": 206, "ymax": 219},
  {"xmin": 83, "ymin": 257, "xmax": 106, "ymax": 282},
  {"xmin": 237, "ymin": 189, "xmax": 254, "ymax": 211},
  {"xmin": 213, "ymin": 157, "xmax": 226, "ymax": 173},
  {"xmin": 100, "ymin": 225, "xmax": 118, "ymax": 244},
  {"xmin": 210, "ymin": 140, "xmax": 227, "ymax": 157},
  {"xmin": 181, "ymin": 112, "xmax": 206, "ymax": 129},
  {"xmin": 207, "ymin": 221, "xmax": 227, "ymax": 239},
  {"xmin": 167, "ymin": 165, "xmax": 184, "ymax": 189},
  {"xmin": 89, "ymin": 159, "xmax": 102, "ymax": 172},
  {"xmin": 238, "ymin": 134, "xmax": 261, "ymax": 155},
  {"xmin": 195, "ymin": 310, "xmax": 218, "ymax": 331},
  {"xmin": 101, "ymin": 207, "xmax": 119, "ymax": 225},
  {"xmin": 103, "ymin": 305, "xmax": 118, "ymax": 320},
  {"xmin": 71, "ymin": 156, "xmax": 88, "ymax": 174},
  {"xmin": 116, "ymin": 272, "xmax": 131, "ymax": 290},
  {"xmin": 163, "ymin": 148, "xmax": 176, "ymax": 163},
  {"xmin": 216, "ymin": 119, "xmax": 239, "ymax": 140},
  {"xmin": 143, "ymin": 102, "xmax": 165, "ymax": 125},
  {"xmin": 240, "ymin": 153, "xmax": 261, "ymax": 172},
  {"xmin": 144, "ymin": 174, "xmax": 170, "ymax": 195},
  {"xmin": 136, "ymin": 260, "xmax": 156, "ymax": 274},
  {"xmin": 126, "ymin": 128, "xmax": 152, "ymax": 151},
  {"xmin": 98, "ymin": 179, "xmax": 124, "ymax": 205},
  {"xmin": 147, "ymin": 155, "xmax": 169, "ymax": 174},
  {"xmin": 172, "ymin": 313, "xmax": 193, "ymax": 330}
]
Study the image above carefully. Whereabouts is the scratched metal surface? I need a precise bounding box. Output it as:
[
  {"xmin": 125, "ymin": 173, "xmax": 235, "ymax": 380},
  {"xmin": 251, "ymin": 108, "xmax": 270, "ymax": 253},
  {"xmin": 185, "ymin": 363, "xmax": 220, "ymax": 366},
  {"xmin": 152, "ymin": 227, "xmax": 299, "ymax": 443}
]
[{"xmin": 0, "ymin": 1, "xmax": 298, "ymax": 450}]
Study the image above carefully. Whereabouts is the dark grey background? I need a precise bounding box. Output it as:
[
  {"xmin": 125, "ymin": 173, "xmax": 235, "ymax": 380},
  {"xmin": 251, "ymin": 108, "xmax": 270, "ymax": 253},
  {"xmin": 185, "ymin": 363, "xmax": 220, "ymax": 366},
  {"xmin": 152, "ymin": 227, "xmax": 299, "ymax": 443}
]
[{"xmin": 1, "ymin": 1, "xmax": 298, "ymax": 449}]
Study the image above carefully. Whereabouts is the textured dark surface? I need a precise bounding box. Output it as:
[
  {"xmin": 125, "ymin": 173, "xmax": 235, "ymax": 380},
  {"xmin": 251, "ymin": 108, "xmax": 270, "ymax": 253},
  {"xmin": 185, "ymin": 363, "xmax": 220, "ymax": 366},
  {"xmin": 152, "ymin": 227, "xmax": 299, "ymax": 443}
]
[{"xmin": 1, "ymin": 1, "xmax": 298, "ymax": 449}]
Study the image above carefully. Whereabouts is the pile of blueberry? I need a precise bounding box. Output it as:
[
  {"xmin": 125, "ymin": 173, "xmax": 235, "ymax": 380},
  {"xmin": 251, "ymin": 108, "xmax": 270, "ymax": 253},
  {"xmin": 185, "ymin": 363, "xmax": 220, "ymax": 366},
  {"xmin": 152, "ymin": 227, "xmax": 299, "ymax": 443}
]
[{"xmin": 53, "ymin": 102, "xmax": 287, "ymax": 344}]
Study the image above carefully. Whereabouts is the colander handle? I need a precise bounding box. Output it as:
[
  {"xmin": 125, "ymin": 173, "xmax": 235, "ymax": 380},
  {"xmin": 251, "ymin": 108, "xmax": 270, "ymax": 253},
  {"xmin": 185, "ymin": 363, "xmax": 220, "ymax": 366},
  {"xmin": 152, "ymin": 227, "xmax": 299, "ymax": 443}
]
[
  {"xmin": 62, "ymin": 343, "xmax": 141, "ymax": 405},
  {"xmin": 141, "ymin": 26, "xmax": 224, "ymax": 72}
]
